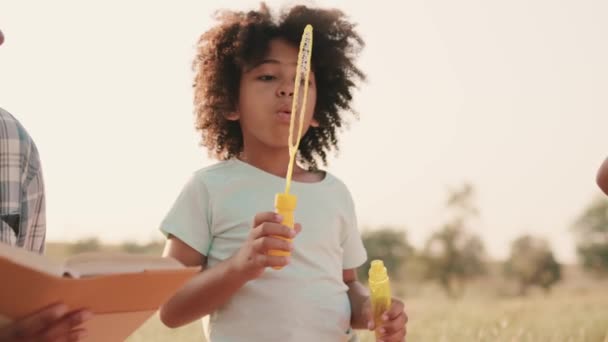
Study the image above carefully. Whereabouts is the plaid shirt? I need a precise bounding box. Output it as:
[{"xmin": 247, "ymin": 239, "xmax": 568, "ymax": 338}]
[{"xmin": 0, "ymin": 108, "xmax": 45, "ymax": 253}]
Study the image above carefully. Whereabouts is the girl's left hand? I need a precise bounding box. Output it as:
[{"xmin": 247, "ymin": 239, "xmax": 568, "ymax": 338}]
[{"xmin": 364, "ymin": 298, "xmax": 408, "ymax": 342}]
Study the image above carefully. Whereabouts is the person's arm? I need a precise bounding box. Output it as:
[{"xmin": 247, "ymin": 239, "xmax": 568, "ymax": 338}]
[
  {"xmin": 0, "ymin": 303, "xmax": 92, "ymax": 341},
  {"xmin": 344, "ymin": 269, "xmax": 370, "ymax": 330},
  {"xmin": 345, "ymin": 268, "xmax": 408, "ymax": 342},
  {"xmin": 23, "ymin": 164, "xmax": 46, "ymax": 254},
  {"xmin": 597, "ymin": 158, "xmax": 608, "ymax": 195},
  {"xmin": 159, "ymin": 238, "xmax": 247, "ymax": 328},
  {"xmin": 159, "ymin": 212, "xmax": 298, "ymax": 328}
]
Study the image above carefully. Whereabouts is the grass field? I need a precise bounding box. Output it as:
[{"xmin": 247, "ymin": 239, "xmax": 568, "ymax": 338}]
[
  {"xmin": 46, "ymin": 242, "xmax": 608, "ymax": 341},
  {"xmin": 124, "ymin": 286, "xmax": 608, "ymax": 342}
]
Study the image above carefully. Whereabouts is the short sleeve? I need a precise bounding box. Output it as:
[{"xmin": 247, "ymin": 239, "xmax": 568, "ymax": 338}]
[
  {"xmin": 341, "ymin": 188, "xmax": 367, "ymax": 269},
  {"xmin": 160, "ymin": 174, "xmax": 212, "ymax": 256}
]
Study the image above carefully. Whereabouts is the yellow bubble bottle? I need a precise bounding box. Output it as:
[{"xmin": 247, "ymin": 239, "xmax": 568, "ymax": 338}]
[
  {"xmin": 369, "ymin": 260, "xmax": 392, "ymax": 338},
  {"xmin": 271, "ymin": 192, "xmax": 297, "ymax": 254}
]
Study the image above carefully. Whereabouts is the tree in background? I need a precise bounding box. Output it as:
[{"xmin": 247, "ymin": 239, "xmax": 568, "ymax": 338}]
[
  {"xmin": 504, "ymin": 235, "xmax": 561, "ymax": 295},
  {"xmin": 422, "ymin": 183, "xmax": 486, "ymax": 298},
  {"xmin": 121, "ymin": 240, "xmax": 165, "ymax": 255},
  {"xmin": 572, "ymin": 196, "xmax": 608, "ymax": 276},
  {"xmin": 358, "ymin": 227, "xmax": 414, "ymax": 284}
]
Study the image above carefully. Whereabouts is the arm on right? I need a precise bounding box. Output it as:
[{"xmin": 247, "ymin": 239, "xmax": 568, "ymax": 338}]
[
  {"xmin": 597, "ymin": 158, "xmax": 608, "ymax": 195},
  {"xmin": 159, "ymin": 211, "xmax": 298, "ymax": 328}
]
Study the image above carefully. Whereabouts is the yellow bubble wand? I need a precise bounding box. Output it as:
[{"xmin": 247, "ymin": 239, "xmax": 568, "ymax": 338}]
[{"xmin": 269, "ymin": 25, "xmax": 313, "ymax": 268}]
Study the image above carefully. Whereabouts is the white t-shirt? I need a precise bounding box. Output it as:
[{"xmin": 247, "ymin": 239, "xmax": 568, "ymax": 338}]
[{"xmin": 160, "ymin": 159, "xmax": 367, "ymax": 342}]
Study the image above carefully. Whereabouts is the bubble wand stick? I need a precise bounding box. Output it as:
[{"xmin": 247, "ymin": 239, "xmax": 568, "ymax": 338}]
[{"xmin": 268, "ymin": 25, "xmax": 313, "ymax": 269}]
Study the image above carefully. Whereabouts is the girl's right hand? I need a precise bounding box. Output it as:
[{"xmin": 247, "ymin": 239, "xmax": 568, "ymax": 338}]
[{"xmin": 230, "ymin": 212, "xmax": 301, "ymax": 280}]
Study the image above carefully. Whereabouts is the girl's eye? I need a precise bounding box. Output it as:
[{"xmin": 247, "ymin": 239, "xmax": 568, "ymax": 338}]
[
  {"xmin": 301, "ymin": 78, "xmax": 312, "ymax": 87},
  {"xmin": 297, "ymin": 79, "xmax": 314, "ymax": 88},
  {"xmin": 297, "ymin": 73, "xmax": 314, "ymax": 87},
  {"xmin": 257, "ymin": 75, "xmax": 276, "ymax": 81}
]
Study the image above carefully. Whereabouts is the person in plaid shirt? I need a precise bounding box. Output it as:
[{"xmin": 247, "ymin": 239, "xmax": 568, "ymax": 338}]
[
  {"xmin": 0, "ymin": 107, "xmax": 46, "ymax": 252},
  {"xmin": 0, "ymin": 28, "xmax": 93, "ymax": 342}
]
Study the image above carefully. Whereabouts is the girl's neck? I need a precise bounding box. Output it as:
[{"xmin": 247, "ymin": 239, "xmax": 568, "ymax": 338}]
[{"xmin": 238, "ymin": 146, "xmax": 304, "ymax": 179}]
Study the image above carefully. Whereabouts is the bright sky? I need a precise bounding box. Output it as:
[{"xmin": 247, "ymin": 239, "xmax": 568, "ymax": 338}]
[{"xmin": 1, "ymin": 0, "xmax": 606, "ymax": 262}]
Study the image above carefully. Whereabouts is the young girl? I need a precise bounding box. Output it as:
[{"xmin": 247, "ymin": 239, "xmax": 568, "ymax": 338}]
[{"xmin": 159, "ymin": 4, "xmax": 407, "ymax": 341}]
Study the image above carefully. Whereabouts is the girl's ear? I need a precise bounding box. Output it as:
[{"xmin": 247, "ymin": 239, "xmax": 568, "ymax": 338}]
[
  {"xmin": 225, "ymin": 111, "xmax": 240, "ymax": 121},
  {"xmin": 310, "ymin": 117, "xmax": 319, "ymax": 127}
]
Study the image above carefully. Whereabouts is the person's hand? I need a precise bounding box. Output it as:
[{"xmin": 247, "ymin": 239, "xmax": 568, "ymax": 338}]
[
  {"xmin": 363, "ymin": 297, "xmax": 408, "ymax": 342},
  {"xmin": 0, "ymin": 303, "xmax": 93, "ymax": 342},
  {"xmin": 230, "ymin": 212, "xmax": 301, "ymax": 280}
]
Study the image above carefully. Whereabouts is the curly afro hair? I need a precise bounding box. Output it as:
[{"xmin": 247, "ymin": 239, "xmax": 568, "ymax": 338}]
[{"xmin": 193, "ymin": 3, "xmax": 365, "ymax": 169}]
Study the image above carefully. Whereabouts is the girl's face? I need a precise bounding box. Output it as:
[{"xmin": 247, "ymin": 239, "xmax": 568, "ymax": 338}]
[{"xmin": 230, "ymin": 38, "xmax": 318, "ymax": 151}]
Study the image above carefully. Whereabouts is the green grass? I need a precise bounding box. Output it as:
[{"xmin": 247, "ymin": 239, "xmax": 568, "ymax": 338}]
[
  {"xmin": 125, "ymin": 286, "xmax": 608, "ymax": 342},
  {"xmin": 126, "ymin": 316, "xmax": 203, "ymax": 342},
  {"xmin": 387, "ymin": 291, "xmax": 608, "ymax": 341},
  {"xmin": 45, "ymin": 242, "xmax": 608, "ymax": 342}
]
